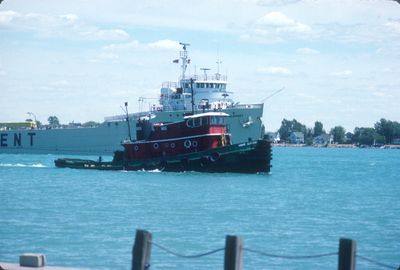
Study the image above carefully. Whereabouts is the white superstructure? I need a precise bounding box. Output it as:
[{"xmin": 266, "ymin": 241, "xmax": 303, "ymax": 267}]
[{"xmin": 159, "ymin": 43, "xmax": 233, "ymax": 112}]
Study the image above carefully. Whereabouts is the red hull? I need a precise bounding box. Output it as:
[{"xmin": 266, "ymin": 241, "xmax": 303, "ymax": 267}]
[{"xmin": 124, "ymin": 133, "xmax": 230, "ymax": 160}]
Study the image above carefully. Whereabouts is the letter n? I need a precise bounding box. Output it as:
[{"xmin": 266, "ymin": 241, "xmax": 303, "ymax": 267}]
[{"xmin": 14, "ymin": 133, "xmax": 21, "ymax": 146}]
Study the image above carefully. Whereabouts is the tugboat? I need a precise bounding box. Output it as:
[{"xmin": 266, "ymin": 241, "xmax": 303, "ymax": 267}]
[{"xmin": 55, "ymin": 111, "xmax": 272, "ymax": 173}]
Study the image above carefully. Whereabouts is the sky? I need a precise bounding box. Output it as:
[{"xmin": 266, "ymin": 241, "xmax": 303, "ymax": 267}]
[{"xmin": 0, "ymin": 0, "xmax": 399, "ymax": 132}]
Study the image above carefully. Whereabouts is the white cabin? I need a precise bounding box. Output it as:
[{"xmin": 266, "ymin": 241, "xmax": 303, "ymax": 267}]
[{"xmin": 158, "ymin": 43, "xmax": 234, "ymax": 112}]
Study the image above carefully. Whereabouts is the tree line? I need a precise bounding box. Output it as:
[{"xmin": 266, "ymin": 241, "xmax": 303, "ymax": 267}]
[
  {"xmin": 26, "ymin": 116, "xmax": 100, "ymax": 128},
  {"xmin": 275, "ymin": 118, "xmax": 400, "ymax": 145}
]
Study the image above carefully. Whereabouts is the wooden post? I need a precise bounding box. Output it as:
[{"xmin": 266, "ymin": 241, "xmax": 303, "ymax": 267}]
[
  {"xmin": 132, "ymin": 229, "xmax": 152, "ymax": 270},
  {"xmin": 338, "ymin": 238, "xmax": 357, "ymax": 270},
  {"xmin": 224, "ymin": 235, "xmax": 244, "ymax": 270}
]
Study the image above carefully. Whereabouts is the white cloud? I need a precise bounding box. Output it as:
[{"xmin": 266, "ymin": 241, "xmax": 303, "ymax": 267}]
[
  {"xmin": 372, "ymin": 91, "xmax": 388, "ymax": 97},
  {"xmin": 257, "ymin": 0, "xmax": 301, "ymax": 7},
  {"xmin": 258, "ymin": 66, "xmax": 292, "ymax": 75},
  {"xmin": 0, "ymin": 11, "xmax": 66, "ymax": 30},
  {"xmin": 257, "ymin": 12, "xmax": 311, "ymax": 33},
  {"xmin": 59, "ymin": 14, "xmax": 79, "ymax": 24},
  {"xmin": 382, "ymin": 67, "xmax": 393, "ymax": 73},
  {"xmin": 80, "ymin": 29, "xmax": 129, "ymax": 40},
  {"xmin": 103, "ymin": 41, "xmax": 140, "ymax": 51},
  {"xmin": 296, "ymin": 47, "xmax": 320, "ymax": 55},
  {"xmin": 257, "ymin": 12, "xmax": 294, "ymax": 27},
  {"xmin": 375, "ymin": 47, "xmax": 384, "ymax": 54},
  {"xmin": 243, "ymin": 11, "xmax": 312, "ymax": 44},
  {"xmin": 98, "ymin": 52, "xmax": 119, "ymax": 60},
  {"xmin": 147, "ymin": 40, "xmax": 181, "ymax": 50},
  {"xmin": 0, "ymin": 10, "xmax": 20, "ymax": 25},
  {"xmin": 330, "ymin": 70, "xmax": 353, "ymax": 78},
  {"xmin": 0, "ymin": 10, "xmax": 129, "ymax": 41},
  {"xmin": 49, "ymin": 80, "xmax": 69, "ymax": 87},
  {"xmin": 103, "ymin": 39, "xmax": 181, "ymax": 52},
  {"xmin": 384, "ymin": 20, "xmax": 400, "ymax": 33}
]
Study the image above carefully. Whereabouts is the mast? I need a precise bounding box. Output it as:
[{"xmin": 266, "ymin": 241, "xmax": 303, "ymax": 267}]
[
  {"xmin": 124, "ymin": 102, "xmax": 132, "ymax": 141},
  {"xmin": 190, "ymin": 78, "xmax": 195, "ymax": 115},
  {"xmin": 216, "ymin": 49, "xmax": 222, "ymax": 80},
  {"xmin": 179, "ymin": 42, "xmax": 190, "ymax": 79}
]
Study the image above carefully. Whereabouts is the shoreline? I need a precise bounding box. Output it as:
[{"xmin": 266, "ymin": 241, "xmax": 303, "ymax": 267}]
[{"xmin": 272, "ymin": 143, "xmax": 400, "ymax": 149}]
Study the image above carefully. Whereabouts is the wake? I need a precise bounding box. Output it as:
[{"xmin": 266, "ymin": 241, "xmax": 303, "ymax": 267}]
[{"xmin": 0, "ymin": 163, "xmax": 47, "ymax": 168}]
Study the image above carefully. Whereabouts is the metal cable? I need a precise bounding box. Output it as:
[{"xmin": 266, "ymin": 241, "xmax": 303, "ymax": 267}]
[
  {"xmin": 244, "ymin": 247, "xmax": 338, "ymax": 260},
  {"xmin": 152, "ymin": 241, "xmax": 225, "ymax": 259},
  {"xmin": 357, "ymin": 255, "xmax": 399, "ymax": 270}
]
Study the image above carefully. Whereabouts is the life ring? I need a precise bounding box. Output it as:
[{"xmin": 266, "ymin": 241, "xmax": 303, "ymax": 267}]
[
  {"xmin": 170, "ymin": 142, "xmax": 176, "ymax": 148},
  {"xmin": 134, "ymin": 145, "xmax": 139, "ymax": 151},
  {"xmin": 153, "ymin": 143, "xmax": 159, "ymax": 150},
  {"xmin": 192, "ymin": 140, "xmax": 198, "ymax": 147},
  {"xmin": 210, "ymin": 152, "xmax": 220, "ymax": 162},
  {"xmin": 184, "ymin": 140, "xmax": 191, "ymax": 149}
]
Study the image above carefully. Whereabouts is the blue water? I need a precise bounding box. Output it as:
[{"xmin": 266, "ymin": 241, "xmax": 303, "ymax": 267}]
[{"xmin": 1, "ymin": 147, "xmax": 399, "ymax": 270}]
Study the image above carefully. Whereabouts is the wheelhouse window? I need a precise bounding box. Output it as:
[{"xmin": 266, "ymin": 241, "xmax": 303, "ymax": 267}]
[
  {"xmin": 202, "ymin": 117, "xmax": 209, "ymax": 125},
  {"xmin": 194, "ymin": 117, "xmax": 201, "ymax": 127},
  {"xmin": 186, "ymin": 117, "xmax": 204, "ymax": 128},
  {"xmin": 210, "ymin": 116, "xmax": 224, "ymax": 125}
]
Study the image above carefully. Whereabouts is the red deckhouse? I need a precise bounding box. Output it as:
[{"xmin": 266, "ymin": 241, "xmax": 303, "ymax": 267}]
[{"xmin": 123, "ymin": 112, "xmax": 231, "ymax": 160}]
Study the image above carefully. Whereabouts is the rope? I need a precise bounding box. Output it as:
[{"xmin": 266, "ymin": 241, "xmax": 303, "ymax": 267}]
[
  {"xmin": 357, "ymin": 255, "xmax": 399, "ymax": 270},
  {"xmin": 244, "ymin": 247, "xmax": 338, "ymax": 260},
  {"xmin": 152, "ymin": 241, "xmax": 224, "ymax": 259},
  {"xmin": 151, "ymin": 240, "xmax": 398, "ymax": 269}
]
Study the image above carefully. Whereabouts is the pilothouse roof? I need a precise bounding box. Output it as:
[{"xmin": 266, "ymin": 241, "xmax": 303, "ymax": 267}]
[{"xmin": 183, "ymin": 112, "xmax": 229, "ymax": 119}]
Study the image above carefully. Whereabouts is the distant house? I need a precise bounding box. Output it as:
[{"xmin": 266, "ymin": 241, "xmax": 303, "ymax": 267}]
[
  {"xmin": 313, "ymin": 134, "xmax": 333, "ymax": 145},
  {"xmin": 290, "ymin": 132, "xmax": 304, "ymax": 144},
  {"xmin": 266, "ymin": 132, "xmax": 280, "ymax": 143},
  {"xmin": 392, "ymin": 138, "xmax": 400, "ymax": 145}
]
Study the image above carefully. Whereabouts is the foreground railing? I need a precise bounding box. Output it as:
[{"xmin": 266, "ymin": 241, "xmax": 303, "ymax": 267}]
[{"xmin": 131, "ymin": 229, "xmax": 399, "ymax": 270}]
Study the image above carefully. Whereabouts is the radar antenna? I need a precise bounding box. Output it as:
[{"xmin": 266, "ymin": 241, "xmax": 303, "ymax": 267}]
[{"xmin": 200, "ymin": 68, "xmax": 210, "ymax": 80}]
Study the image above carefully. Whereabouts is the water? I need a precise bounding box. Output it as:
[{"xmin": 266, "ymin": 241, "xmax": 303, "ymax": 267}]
[{"xmin": 1, "ymin": 147, "xmax": 399, "ymax": 270}]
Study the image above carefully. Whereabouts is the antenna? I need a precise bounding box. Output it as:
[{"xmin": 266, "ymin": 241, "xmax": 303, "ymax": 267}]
[
  {"xmin": 216, "ymin": 48, "xmax": 222, "ymax": 74},
  {"xmin": 179, "ymin": 42, "xmax": 190, "ymax": 50},
  {"xmin": 216, "ymin": 60, "xmax": 222, "ymax": 74},
  {"xmin": 261, "ymin": 87, "xmax": 285, "ymax": 103}
]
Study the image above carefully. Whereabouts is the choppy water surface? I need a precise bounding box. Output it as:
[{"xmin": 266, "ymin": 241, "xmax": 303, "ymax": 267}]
[{"xmin": 1, "ymin": 147, "xmax": 399, "ymax": 269}]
